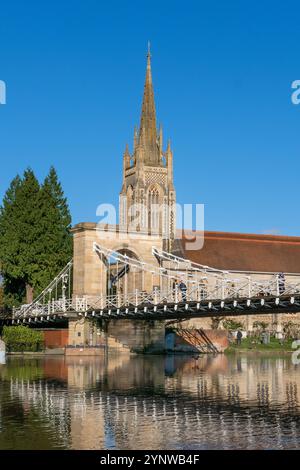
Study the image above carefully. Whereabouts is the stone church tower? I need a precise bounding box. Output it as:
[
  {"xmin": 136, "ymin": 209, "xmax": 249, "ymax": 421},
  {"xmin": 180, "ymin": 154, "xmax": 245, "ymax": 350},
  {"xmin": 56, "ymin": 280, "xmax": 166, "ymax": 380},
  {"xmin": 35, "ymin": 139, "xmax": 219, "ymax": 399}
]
[{"xmin": 119, "ymin": 49, "xmax": 176, "ymax": 249}]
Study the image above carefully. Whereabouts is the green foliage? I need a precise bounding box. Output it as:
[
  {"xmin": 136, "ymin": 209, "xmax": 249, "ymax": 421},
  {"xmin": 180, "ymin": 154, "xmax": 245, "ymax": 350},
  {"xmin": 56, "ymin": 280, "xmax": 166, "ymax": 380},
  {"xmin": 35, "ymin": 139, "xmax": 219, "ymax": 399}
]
[
  {"xmin": 2, "ymin": 326, "xmax": 44, "ymax": 352},
  {"xmin": 253, "ymin": 321, "xmax": 269, "ymax": 331},
  {"xmin": 0, "ymin": 167, "xmax": 72, "ymax": 306},
  {"xmin": 222, "ymin": 319, "xmax": 244, "ymax": 331},
  {"xmin": 0, "ymin": 285, "xmax": 3, "ymax": 307},
  {"xmin": 36, "ymin": 166, "xmax": 72, "ymax": 290},
  {"xmin": 226, "ymin": 335, "xmax": 294, "ymax": 352},
  {"xmin": 282, "ymin": 321, "xmax": 300, "ymax": 339}
]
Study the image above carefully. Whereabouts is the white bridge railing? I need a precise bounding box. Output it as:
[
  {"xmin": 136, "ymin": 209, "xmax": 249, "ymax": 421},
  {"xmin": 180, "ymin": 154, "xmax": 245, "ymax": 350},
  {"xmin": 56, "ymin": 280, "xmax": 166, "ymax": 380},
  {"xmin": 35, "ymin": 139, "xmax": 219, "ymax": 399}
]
[{"xmin": 12, "ymin": 277, "xmax": 300, "ymax": 319}]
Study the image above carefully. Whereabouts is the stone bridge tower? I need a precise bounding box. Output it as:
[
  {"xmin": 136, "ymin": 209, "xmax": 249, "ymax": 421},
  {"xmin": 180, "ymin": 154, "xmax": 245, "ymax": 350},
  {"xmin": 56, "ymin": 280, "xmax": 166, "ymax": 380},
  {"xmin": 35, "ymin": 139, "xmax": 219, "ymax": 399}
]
[{"xmin": 119, "ymin": 47, "xmax": 176, "ymax": 250}]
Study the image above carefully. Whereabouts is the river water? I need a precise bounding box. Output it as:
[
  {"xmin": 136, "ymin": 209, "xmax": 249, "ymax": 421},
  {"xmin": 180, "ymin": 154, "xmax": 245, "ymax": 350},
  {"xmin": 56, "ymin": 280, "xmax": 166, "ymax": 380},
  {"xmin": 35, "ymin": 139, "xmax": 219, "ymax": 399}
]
[{"xmin": 0, "ymin": 353, "xmax": 299, "ymax": 449}]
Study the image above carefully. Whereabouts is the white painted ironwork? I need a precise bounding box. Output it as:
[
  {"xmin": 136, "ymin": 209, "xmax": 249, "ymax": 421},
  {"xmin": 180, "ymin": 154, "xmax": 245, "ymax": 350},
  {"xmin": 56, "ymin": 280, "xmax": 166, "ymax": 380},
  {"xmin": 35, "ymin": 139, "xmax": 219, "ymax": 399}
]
[
  {"xmin": 10, "ymin": 243, "xmax": 300, "ymax": 319},
  {"xmin": 12, "ymin": 261, "xmax": 73, "ymax": 319}
]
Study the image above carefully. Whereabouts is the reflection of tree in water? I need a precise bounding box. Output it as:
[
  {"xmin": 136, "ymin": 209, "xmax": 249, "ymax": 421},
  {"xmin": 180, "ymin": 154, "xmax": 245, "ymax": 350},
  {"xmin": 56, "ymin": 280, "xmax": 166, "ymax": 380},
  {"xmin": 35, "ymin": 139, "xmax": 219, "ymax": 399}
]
[
  {"xmin": 0, "ymin": 358, "xmax": 43, "ymax": 381},
  {"xmin": 0, "ymin": 378, "xmax": 71, "ymax": 449}
]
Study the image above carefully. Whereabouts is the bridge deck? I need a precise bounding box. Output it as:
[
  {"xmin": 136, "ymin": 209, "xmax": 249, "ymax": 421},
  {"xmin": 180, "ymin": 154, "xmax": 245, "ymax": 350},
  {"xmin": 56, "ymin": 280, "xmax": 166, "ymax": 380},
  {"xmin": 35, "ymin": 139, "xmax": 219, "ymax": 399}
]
[{"xmin": 1, "ymin": 294, "xmax": 299, "ymax": 325}]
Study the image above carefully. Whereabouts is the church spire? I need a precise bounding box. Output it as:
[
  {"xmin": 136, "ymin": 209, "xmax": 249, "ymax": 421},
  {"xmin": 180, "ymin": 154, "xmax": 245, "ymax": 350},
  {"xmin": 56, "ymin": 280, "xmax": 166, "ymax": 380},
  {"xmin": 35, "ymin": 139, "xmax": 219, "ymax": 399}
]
[
  {"xmin": 119, "ymin": 47, "xmax": 176, "ymax": 240},
  {"xmin": 139, "ymin": 43, "xmax": 160, "ymax": 165}
]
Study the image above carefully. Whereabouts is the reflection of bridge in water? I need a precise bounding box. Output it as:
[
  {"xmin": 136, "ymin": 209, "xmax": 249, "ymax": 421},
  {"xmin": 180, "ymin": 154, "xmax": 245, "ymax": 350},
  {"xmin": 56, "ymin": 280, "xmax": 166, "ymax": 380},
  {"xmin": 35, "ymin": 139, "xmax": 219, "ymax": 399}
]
[
  {"xmin": 3, "ymin": 243, "xmax": 300, "ymax": 326},
  {"xmin": 1, "ymin": 355, "xmax": 300, "ymax": 449}
]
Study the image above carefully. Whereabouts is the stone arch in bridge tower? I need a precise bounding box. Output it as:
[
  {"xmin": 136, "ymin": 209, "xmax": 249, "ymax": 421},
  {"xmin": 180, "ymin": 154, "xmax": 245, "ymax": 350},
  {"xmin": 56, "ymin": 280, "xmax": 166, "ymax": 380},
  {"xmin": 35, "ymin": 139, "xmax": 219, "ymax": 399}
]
[
  {"xmin": 106, "ymin": 247, "xmax": 144, "ymax": 298},
  {"xmin": 111, "ymin": 243, "xmax": 143, "ymax": 263}
]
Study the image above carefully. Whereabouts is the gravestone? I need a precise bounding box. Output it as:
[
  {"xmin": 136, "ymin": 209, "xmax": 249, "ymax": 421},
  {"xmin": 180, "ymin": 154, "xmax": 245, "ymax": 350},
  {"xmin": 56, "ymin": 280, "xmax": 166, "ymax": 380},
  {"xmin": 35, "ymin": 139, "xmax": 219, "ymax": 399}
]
[{"xmin": 0, "ymin": 339, "xmax": 6, "ymax": 364}]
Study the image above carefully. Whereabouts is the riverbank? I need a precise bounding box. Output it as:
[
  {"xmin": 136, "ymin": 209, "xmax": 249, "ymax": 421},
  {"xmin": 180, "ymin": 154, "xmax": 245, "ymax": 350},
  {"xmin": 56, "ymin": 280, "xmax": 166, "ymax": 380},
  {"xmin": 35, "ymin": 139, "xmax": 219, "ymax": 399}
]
[
  {"xmin": 1, "ymin": 338, "xmax": 295, "ymax": 357},
  {"xmin": 7, "ymin": 348, "xmax": 65, "ymax": 356},
  {"xmin": 225, "ymin": 336, "xmax": 295, "ymax": 354}
]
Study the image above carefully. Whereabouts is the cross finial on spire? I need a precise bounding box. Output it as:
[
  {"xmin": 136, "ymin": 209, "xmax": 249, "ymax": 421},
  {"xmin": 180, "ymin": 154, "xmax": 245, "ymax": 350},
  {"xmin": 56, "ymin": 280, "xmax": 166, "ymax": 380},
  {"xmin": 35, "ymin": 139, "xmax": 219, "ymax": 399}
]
[{"xmin": 147, "ymin": 41, "xmax": 151, "ymax": 58}]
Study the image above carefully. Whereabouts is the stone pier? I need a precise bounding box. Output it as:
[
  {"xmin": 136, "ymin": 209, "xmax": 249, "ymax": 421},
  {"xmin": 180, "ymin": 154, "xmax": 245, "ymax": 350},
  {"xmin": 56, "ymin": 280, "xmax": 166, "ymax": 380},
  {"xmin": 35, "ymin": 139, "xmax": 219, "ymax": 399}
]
[
  {"xmin": 67, "ymin": 317, "xmax": 166, "ymax": 354},
  {"xmin": 68, "ymin": 222, "xmax": 168, "ymax": 355},
  {"xmin": 0, "ymin": 339, "xmax": 6, "ymax": 364}
]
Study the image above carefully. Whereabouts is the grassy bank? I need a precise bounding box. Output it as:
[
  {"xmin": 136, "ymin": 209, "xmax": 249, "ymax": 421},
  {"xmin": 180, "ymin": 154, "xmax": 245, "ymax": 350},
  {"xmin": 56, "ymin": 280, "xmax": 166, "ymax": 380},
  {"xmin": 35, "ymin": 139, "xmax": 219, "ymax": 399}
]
[{"xmin": 225, "ymin": 336, "xmax": 295, "ymax": 354}]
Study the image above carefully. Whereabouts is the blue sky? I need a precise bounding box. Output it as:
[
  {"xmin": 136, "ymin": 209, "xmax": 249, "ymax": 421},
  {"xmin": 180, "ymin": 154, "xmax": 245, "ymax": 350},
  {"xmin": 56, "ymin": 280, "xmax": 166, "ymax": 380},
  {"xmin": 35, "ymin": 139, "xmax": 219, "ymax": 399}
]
[{"xmin": 0, "ymin": 0, "xmax": 300, "ymax": 235}]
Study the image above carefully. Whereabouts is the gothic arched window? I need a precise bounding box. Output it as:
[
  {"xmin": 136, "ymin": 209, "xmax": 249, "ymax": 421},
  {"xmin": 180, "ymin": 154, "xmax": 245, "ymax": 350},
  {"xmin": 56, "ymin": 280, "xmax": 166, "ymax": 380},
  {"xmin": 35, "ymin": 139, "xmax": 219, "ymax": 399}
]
[
  {"xmin": 148, "ymin": 185, "xmax": 161, "ymax": 234},
  {"xmin": 127, "ymin": 185, "xmax": 134, "ymax": 224}
]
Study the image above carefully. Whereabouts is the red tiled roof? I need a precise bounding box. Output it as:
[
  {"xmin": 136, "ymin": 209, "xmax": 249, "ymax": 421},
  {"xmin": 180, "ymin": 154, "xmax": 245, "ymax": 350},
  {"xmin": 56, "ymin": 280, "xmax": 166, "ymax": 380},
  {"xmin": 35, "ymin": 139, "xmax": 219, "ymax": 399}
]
[{"xmin": 176, "ymin": 230, "xmax": 300, "ymax": 273}]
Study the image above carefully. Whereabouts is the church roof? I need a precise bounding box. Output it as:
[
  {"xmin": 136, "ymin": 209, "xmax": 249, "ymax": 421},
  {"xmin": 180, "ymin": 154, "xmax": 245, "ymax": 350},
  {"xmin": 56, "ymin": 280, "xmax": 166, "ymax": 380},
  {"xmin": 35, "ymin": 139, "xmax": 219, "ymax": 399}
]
[{"xmin": 175, "ymin": 230, "xmax": 300, "ymax": 274}]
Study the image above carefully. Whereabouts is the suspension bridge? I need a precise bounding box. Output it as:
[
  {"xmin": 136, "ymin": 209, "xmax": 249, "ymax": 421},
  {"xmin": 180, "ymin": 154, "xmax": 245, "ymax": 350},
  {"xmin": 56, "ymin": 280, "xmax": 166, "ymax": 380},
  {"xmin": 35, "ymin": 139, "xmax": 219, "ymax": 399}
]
[{"xmin": 2, "ymin": 242, "xmax": 300, "ymax": 326}]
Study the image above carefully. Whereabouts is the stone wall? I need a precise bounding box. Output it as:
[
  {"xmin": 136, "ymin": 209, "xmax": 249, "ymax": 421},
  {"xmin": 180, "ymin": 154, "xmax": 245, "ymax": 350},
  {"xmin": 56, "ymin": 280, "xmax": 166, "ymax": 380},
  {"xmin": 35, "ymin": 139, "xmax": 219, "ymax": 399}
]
[
  {"xmin": 105, "ymin": 319, "xmax": 166, "ymax": 354},
  {"xmin": 176, "ymin": 312, "xmax": 300, "ymax": 334},
  {"xmin": 67, "ymin": 317, "xmax": 166, "ymax": 354},
  {"xmin": 166, "ymin": 329, "xmax": 229, "ymax": 353}
]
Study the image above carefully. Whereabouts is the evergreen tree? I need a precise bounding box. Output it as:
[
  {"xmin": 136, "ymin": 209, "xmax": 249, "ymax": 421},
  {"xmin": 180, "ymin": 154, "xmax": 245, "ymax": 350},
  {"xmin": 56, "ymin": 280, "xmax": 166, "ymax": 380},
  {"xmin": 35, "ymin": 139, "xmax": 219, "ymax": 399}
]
[
  {"xmin": 0, "ymin": 170, "xmax": 41, "ymax": 304},
  {"xmin": 0, "ymin": 175, "xmax": 25, "ymax": 305},
  {"xmin": 0, "ymin": 167, "xmax": 73, "ymax": 306},
  {"xmin": 38, "ymin": 166, "xmax": 72, "ymax": 288},
  {"xmin": 0, "ymin": 176, "xmax": 22, "ymax": 281}
]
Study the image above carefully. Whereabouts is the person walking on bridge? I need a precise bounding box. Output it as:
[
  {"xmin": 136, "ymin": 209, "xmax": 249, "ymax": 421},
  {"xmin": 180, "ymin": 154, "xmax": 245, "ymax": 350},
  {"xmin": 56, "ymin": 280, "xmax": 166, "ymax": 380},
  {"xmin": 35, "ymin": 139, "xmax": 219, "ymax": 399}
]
[
  {"xmin": 278, "ymin": 272, "xmax": 285, "ymax": 295},
  {"xmin": 179, "ymin": 280, "xmax": 187, "ymax": 302}
]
